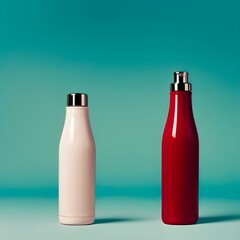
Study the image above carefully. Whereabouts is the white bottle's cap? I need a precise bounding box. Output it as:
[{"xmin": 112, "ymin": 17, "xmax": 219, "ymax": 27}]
[{"xmin": 67, "ymin": 93, "xmax": 88, "ymax": 107}]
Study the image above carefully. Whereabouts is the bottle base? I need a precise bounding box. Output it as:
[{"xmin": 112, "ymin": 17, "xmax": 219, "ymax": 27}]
[
  {"xmin": 59, "ymin": 215, "xmax": 95, "ymax": 225},
  {"xmin": 162, "ymin": 216, "xmax": 198, "ymax": 225},
  {"xmin": 162, "ymin": 220, "xmax": 198, "ymax": 225}
]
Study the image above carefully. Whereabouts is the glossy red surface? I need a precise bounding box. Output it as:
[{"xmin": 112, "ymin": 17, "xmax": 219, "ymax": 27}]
[{"xmin": 162, "ymin": 91, "xmax": 199, "ymax": 224}]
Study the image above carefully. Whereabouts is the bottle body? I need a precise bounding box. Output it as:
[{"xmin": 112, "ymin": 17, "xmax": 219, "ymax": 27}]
[
  {"xmin": 59, "ymin": 106, "xmax": 95, "ymax": 225},
  {"xmin": 162, "ymin": 91, "xmax": 199, "ymax": 224}
]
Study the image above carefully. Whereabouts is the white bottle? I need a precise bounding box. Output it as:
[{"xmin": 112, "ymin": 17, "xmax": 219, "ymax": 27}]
[{"xmin": 59, "ymin": 93, "xmax": 96, "ymax": 225}]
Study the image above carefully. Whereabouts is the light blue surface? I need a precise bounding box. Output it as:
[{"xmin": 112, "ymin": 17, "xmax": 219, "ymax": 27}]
[{"xmin": 1, "ymin": 197, "xmax": 240, "ymax": 240}]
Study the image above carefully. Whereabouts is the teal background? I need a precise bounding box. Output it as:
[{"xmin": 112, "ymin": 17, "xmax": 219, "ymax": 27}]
[{"xmin": 0, "ymin": 0, "xmax": 240, "ymax": 200}]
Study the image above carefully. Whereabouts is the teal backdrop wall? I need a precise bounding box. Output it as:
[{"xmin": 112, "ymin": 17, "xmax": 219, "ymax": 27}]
[{"xmin": 0, "ymin": 0, "xmax": 240, "ymax": 199}]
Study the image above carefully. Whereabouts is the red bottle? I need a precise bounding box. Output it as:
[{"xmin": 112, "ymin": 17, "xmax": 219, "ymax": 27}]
[{"xmin": 162, "ymin": 71, "xmax": 199, "ymax": 225}]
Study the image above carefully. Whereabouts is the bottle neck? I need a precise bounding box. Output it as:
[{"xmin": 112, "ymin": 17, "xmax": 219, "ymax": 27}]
[
  {"xmin": 166, "ymin": 91, "xmax": 195, "ymax": 138},
  {"xmin": 168, "ymin": 91, "xmax": 195, "ymax": 126},
  {"xmin": 65, "ymin": 107, "xmax": 90, "ymax": 124},
  {"xmin": 169, "ymin": 91, "xmax": 193, "ymax": 113}
]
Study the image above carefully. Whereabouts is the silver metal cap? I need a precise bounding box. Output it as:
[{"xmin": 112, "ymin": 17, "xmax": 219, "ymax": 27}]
[
  {"xmin": 170, "ymin": 71, "xmax": 192, "ymax": 91},
  {"xmin": 67, "ymin": 93, "xmax": 88, "ymax": 107}
]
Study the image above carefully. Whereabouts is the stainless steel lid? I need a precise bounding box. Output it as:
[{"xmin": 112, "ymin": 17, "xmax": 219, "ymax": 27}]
[
  {"xmin": 170, "ymin": 71, "xmax": 192, "ymax": 91},
  {"xmin": 67, "ymin": 93, "xmax": 88, "ymax": 107}
]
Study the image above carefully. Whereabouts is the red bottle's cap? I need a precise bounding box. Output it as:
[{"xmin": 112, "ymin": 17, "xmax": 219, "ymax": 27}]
[{"xmin": 171, "ymin": 72, "xmax": 192, "ymax": 92}]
